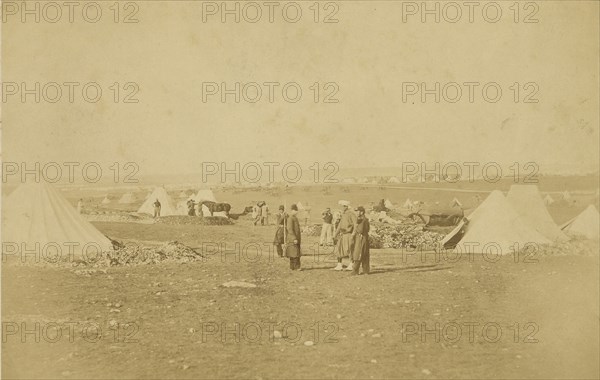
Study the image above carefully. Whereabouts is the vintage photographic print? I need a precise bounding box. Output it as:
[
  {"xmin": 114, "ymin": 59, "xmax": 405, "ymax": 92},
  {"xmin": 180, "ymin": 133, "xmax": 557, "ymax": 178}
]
[{"xmin": 1, "ymin": 1, "xmax": 599, "ymax": 379}]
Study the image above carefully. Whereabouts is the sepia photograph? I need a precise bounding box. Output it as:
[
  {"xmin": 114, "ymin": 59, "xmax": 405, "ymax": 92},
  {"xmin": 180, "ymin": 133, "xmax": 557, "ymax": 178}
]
[{"xmin": 1, "ymin": 1, "xmax": 599, "ymax": 379}]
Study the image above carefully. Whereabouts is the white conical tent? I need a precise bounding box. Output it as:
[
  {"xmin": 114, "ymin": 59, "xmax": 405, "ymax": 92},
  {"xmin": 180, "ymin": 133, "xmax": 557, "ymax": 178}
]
[
  {"xmin": 2, "ymin": 182, "xmax": 113, "ymax": 258},
  {"xmin": 118, "ymin": 192, "xmax": 137, "ymax": 204},
  {"xmin": 506, "ymin": 185, "xmax": 568, "ymax": 242},
  {"xmin": 562, "ymin": 191, "xmax": 572, "ymax": 201},
  {"xmin": 176, "ymin": 199, "xmax": 192, "ymax": 215},
  {"xmin": 101, "ymin": 196, "xmax": 111, "ymax": 204},
  {"xmin": 384, "ymin": 199, "xmax": 394, "ymax": 208},
  {"xmin": 137, "ymin": 187, "xmax": 178, "ymax": 216},
  {"xmin": 192, "ymin": 189, "xmax": 217, "ymax": 216},
  {"xmin": 442, "ymin": 190, "xmax": 551, "ymax": 254},
  {"xmin": 560, "ymin": 205, "xmax": 600, "ymax": 239},
  {"xmin": 388, "ymin": 177, "xmax": 400, "ymax": 183},
  {"xmin": 450, "ymin": 197, "xmax": 463, "ymax": 207},
  {"xmin": 543, "ymin": 194, "xmax": 555, "ymax": 206},
  {"xmin": 403, "ymin": 199, "xmax": 413, "ymax": 208},
  {"xmin": 193, "ymin": 189, "xmax": 217, "ymax": 203}
]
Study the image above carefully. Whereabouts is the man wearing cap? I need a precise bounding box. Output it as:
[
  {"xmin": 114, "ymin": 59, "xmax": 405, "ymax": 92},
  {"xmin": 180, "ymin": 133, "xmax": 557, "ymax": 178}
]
[
  {"xmin": 351, "ymin": 206, "xmax": 370, "ymax": 275},
  {"xmin": 319, "ymin": 207, "xmax": 334, "ymax": 246},
  {"xmin": 285, "ymin": 204, "xmax": 302, "ymax": 270},
  {"xmin": 333, "ymin": 200, "xmax": 357, "ymax": 271}
]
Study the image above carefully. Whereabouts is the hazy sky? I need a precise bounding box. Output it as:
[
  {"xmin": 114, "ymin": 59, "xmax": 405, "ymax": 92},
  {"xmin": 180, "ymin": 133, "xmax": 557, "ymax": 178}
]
[{"xmin": 3, "ymin": 1, "xmax": 599, "ymax": 178}]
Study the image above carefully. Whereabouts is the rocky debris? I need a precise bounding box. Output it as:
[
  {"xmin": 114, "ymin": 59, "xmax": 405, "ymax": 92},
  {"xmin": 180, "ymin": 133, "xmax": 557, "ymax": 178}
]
[
  {"xmin": 302, "ymin": 224, "xmax": 322, "ymax": 236},
  {"xmin": 536, "ymin": 238, "xmax": 599, "ymax": 257},
  {"xmin": 157, "ymin": 216, "xmax": 234, "ymax": 226},
  {"xmin": 368, "ymin": 222, "xmax": 444, "ymax": 249},
  {"xmin": 72, "ymin": 241, "xmax": 205, "ymax": 267}
]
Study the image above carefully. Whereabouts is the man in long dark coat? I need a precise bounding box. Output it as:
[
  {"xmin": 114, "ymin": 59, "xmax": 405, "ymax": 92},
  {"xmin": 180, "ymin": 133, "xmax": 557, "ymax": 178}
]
[
  {"xmin": 285, "ymin": 204, "xmax": 302, "ymax": 270},
  {"xmin": 351, "ymin": 206, "xmax": 370, "ymax": 275},
  {"xmin": 273, "ymin": 205, "xmax": 285, "ymax": 257}
]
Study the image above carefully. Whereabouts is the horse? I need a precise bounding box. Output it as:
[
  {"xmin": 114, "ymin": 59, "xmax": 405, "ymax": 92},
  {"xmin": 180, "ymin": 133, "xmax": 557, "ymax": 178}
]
[{"xmin": 200, "ymin": 201, "xmax": 232, "ymax": 217}]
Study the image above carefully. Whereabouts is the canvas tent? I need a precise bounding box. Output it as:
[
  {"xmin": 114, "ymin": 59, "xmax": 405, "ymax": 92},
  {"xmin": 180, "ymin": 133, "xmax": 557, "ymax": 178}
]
[
  {"xmin": 450, "ymin": 197, "xmax": 463, "ymax": 208},
  {"xmin": 384, "ymin": 199, "xmax": 394, "ymax": 209},
  {"xmin": 388, "ymin": 177, "xmax": 400, "ymax": 184},
  {"xmin": 137, "ymin": 187, "xmax": 178, "ymax": 216},
  {"xmin": 562, "ymin": 191, "xmax": 572, "ymax": 201},
  {"xmin": 506, "ymin": 185, "xmax": 568, "ymax": 242},
  {"xmin": 193, "ymin": 189, "xmax": 217, "ymax": 203},
  {"xmin": 2, "ymin": 182, "xmax": 114, "ymax": 258},
  {"xmin": 441, "ymin": 190, "xmax": 551, "ymax": 254},
  {"xmin": 101, "ymin": 196, "xmax": 111, "ymax": 204},
  {"xmin": 543, "ymin": 194, "xmax": 555, "ymax": 206},
  {"xmin": 403, "ymin": 199, "xmax": 413, "ymax": 208},
  {"xmin": 560, "ymin": 205, "xmax": 599, "ymax": 239},
  {"xmin": 118, "ymin": 192, "xmax": 137, "ymax": 204}
]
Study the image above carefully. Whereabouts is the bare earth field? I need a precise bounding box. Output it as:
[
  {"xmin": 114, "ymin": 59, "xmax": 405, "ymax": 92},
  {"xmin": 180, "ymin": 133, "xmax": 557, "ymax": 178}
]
[{"xmin": 2, "ymin": 182, "xmax": 599, "ymax": 379}]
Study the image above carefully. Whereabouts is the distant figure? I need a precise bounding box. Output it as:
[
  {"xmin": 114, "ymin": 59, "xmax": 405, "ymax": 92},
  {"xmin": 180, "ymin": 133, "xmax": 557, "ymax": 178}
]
[
  {"xmin": 273, "ymin": 205, "xmax": 285, "ymax": 257},
  {"xmin": 319, "ymin": 207, "xmax": 334, "ymax": 246},
  {"xmin": 332, "ymin": 210, "xmax": 342, "ymax": 245},
  {"xmin": 153, "ymin": 199, "xmax": 161, "ymax": 218},
  {"xmin": 303, "ymin": 203, "xmax": 312, "ymax": 225},
  {"xmin": 351, "ymin": 206, "xmax": 370, "ymax": 275},
  {"xmin": 285, "ymin": 204, "xmax": 301, "ymax": 270},
  {"xmin": 187, "ymin": 199, "xmax": 196, "ymax": 216},
  {"xmin": 261, "ymin": 202, "xmax": 269, "ymax": 225},
  {"xmin": 253, "ymin": 201, "xmax": 263, "ymax": 226},
  {"xmin": 77, "ymin": 198, "xmax": 83, "ymax": 214}
]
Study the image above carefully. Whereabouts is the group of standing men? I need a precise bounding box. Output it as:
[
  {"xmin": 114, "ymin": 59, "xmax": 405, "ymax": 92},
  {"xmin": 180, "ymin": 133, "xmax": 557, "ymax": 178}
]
[{"xmin": 273, "ymin": 200, "xmax": 370, "ymax": 275}]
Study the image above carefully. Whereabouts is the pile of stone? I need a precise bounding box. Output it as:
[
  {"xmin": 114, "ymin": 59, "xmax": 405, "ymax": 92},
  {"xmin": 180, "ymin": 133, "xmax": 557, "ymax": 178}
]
[
  {"xmin": 96, "ymin": 241, "xmax": 205, "ymax": 266},
  {"xmin": 368, "ymin": 222, "xmax": 444, "ymax": 250}
]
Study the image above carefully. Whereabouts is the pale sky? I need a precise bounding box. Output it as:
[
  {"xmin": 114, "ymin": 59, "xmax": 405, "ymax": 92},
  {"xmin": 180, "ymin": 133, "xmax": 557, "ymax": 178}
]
[{"xmin": 3, "ymin": 1, "xmax": 599, "ymax": 177}]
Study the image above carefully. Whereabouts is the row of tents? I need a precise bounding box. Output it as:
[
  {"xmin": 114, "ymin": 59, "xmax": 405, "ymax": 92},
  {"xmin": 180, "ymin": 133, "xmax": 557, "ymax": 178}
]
[
  {"xmin": 100, "ymin": 188, "xmax": 209, "ymax": 206},
  {"xmin": 2, "ymin": 182, "xmax": 598, "ymax": 260},
  {"xmin": 137, "ymin": 187, "xmax": 217, "ymax": 216},
  {"xmin": 441, "ymin": 185, "xmax": 599, "ymax": 253}
]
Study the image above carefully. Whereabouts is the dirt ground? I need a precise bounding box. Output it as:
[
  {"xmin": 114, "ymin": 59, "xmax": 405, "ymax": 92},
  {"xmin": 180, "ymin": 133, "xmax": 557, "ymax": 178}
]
[{"xmin": 2, "ymin": 182, "xmax": 599, "ymax": 379}]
